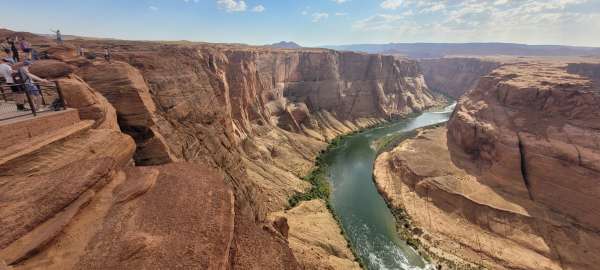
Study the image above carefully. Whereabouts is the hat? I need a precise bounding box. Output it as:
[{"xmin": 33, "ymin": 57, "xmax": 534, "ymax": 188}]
[{"xmin": 24, "ymin": 60, "xmax": 33, "ymax": 66}]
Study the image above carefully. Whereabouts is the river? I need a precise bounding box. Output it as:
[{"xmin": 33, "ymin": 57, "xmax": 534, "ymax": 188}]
[{"xmin": 322, "ymin": 103, "xmax": 456, "ymax": 270}]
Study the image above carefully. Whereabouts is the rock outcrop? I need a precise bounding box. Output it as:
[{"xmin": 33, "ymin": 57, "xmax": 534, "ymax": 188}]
[
  {"xmin": 375, "ymin": 61, "xmax": 600, "ymax": 270},
  {"xmin": 419, "ymin": 58, "xmax": 499, "ymax": 99},
  {"xmin": 269, "ymin": 200, "xmax": 361, "ymax": 270}
]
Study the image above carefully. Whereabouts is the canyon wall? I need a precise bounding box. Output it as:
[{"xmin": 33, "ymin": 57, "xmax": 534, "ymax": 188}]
[
  {"xmin": 375, "ymin": 61, "xmax": 600, "ymax": 270},
  {"xmin": 419, "ymin": 58, "xmax": 499, "ymax": 98},
  {"xmin": 1, "ymin": 30, "xmax": 442, "ymax": 270},
  {"xmin": 107, "ymin": 44, "xmax": 441, "ymax": 214}
]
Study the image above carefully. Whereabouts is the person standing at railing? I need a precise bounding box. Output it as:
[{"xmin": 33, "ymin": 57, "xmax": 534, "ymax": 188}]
[
  {"xmin": 20, "ymin": 38, "xmax": 32, "ymax": 61},
  {"xmin": 0, "ymin": 57, "xmax": 26, "ymax": 110},
  {"xmin": 8, "ymin": 37, "xmax": 19, "ymax": 63},
  {"xmin": 18, "ymin": 61, "xmax": 50, "ymax": 110},
  {"xmin": 1, "ymin": 39, "xmax": 11, "ymax": 59}
]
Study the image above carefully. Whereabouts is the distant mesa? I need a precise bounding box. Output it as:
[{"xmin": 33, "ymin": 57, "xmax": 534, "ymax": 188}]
[{"xmin": 269, "ymin": 41, "xmax": 303, "ymax": 49}]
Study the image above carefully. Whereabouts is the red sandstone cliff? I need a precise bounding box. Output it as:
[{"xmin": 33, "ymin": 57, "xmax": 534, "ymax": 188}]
[
  {"xmin": 0, "ymin": 30, "xmax": 442, "ymax": 269},
  {"xmin": 419, "ymin": 58, "xmax": 499, "ymax": 99},
  {"xmin": 375, "ymin": 60, "xmax": 600, "ymax": 269}
]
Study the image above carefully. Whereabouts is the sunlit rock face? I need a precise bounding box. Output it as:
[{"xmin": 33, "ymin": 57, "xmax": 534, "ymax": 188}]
[
  {"xmin": 375, "ymin": 60, "xmax": 600, "ymax": 270},
  {"xmin": 0, "ymin": 28, "xmax": 444, "ymax": 270}
]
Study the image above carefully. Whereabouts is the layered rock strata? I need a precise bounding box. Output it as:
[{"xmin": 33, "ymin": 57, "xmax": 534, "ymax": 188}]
[
  {"xmin": 375, "ymin": 62, "xmax": 600, "ymax": 270},
  {"xmin": 1, "ymin": 30, "xmax": 443, "ymax": 270},
  {"xmin": 419, "ymin": 58, "xmax": 499, "ymax": 99}
]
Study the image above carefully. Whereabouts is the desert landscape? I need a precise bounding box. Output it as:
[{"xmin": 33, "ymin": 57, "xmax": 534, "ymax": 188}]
[{"xmin": 1, "ymin": 1, "xmax": 599, "ymax": 269}]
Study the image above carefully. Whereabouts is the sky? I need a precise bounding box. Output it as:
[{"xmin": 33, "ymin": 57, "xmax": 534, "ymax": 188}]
[{"xmin": 1, "ymin": 0, "xmax": 600, "ymax": 47}]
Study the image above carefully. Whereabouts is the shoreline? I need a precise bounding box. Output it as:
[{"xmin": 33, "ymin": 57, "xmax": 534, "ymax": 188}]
[
  {"xmin": 285, "ymin": 101, "xmax": 451, "ymax": 270},
  {"xmin": 372, "ymin": 125, "xmax": 482, "ymax": 270}
]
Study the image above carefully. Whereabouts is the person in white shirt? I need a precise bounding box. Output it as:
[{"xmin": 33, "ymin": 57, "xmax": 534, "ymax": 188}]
[
  {"xmin": 0, "ymin": 58, "xmax": 26, "ymax": 110},
  {"xmin": 0, "ymin": 58, "xmax": 14, "ymax": 84}
]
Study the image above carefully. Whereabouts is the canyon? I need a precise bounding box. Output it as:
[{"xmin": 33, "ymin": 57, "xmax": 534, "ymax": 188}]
[
  {"xmin": 374, "ymin": 60, "xmax": 600, "ymax": 269},
  {"xmin": 0, "ymin": 29, "xmax": 442, "ymax": 269},
  {"xmin": 2, "ymin": 27, "xmax": 599, "ymax": 270}
]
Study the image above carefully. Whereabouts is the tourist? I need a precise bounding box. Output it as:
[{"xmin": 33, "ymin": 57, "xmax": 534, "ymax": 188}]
[
  {"xmin": 9, "ymin": 37, "xmax": 19, "ymax": 63},
  {"xmin": 20, "ymin": 38, "xmax": 32, "ymax": 60},
  {"xmin": 0, "ymin": 57, "xmax": 26, "ymax": 110},
  {"xmin": 104, "ymin": 47, "xmax": 111, "ymax": 63},
  {"xmin": 78, "ymin": 46, "xmax": 85, "ymax": 57},
  {"xmin": 1, "ymin": 39, "xmax": 11, "ymax": 59},
  {"xmin": 18, "ymin": 60, "xmax": 50, "ymax": 111},
  {"xmin": 51, "ymin": 29, "xmax": 63, "ymax": 44}
]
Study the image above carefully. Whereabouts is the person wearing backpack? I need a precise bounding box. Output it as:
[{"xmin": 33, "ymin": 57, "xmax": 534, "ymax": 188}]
[{"xmin": 18, "ymin": 61, "xmax": 50, "ymax": 111}]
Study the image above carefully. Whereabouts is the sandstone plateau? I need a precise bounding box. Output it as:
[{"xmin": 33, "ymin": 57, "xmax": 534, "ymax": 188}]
[
  {"xmin": 375, "ymin": 60, "xmax": 600, "ymax": 269},
  {"xmin": 0, "ymin": 29, "xmax": 444, "ymax": 269}
]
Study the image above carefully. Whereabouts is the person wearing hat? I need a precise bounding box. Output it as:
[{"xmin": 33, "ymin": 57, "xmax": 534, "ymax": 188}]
[
  {"xmin": 0, "ymin": 57, "xmax": 26, "ymax": 110},
  {"xmin": 17, "ymin": 60, "xmax": 50, "ymax": 111}
]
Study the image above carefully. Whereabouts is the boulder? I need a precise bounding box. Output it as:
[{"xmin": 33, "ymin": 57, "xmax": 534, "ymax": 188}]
[
  {"xmin": 56, "ymin": 75, "xmax": 120, "ymax": 130},
  {"xmin": 46, "ymin": 45, "xmax": 78, "ymax": 61},
  {"xmin": 29, "ymin": 60, "xmax": 75, "ymax": 79}
]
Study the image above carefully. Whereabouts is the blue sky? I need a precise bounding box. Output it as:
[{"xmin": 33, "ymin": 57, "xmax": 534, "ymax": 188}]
[{"xmin": 1, "ymin": 0, "xmax": 600, "ymax": 47}]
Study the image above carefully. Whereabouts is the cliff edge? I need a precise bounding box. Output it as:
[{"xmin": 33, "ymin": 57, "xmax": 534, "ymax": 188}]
[{"xmin": 374, "ymin": 60, "xmax": 600, "ymax": 270}]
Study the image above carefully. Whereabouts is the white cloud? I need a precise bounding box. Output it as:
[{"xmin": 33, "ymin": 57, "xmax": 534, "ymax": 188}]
[
  {"xmin": 149, "ymin": 6, "xmax": 159, "ymax": 11},
  {"xmin": 312, "ymin": 12, "xmax": 329, "ymax": 22},
  {"xmin": 252, "ymin": 5, "xmax": 265, "ymax": 12},
  {"xmin": 217, "ymin": 0, "xmax": 247, "ymax": 12},
  {"xmin": 332, "ymin": 0, "xmax": 349, "ymax": 3},
  {"xmin": 353, "ymin": 14, "xmax": 404, "ymax": 30},
  {"xmin": 354, "ymin": 0, "xmax": 598, "ymax": 46},
  {"xmin": 335, "ymin": 12, "xmax": 349, "ymax": 16},
  {"xmin": 420, "ymin": 3, "xmax": 445, "ymax": 13},
  {"xmin": 183, "ymin": 0, "xmax": 200, "ymax": 3},
  {"xmin": 381, "ymin": 0, "xmax": 402, "ymax": 10}
]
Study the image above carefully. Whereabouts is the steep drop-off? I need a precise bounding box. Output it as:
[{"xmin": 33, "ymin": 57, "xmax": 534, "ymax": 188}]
[
  {"xmin": 375, "ymin": 61, "xmax": 600, "ymax": 269},
  {"xmin": 419, "ymin": 58, "xmax": 499, "ymax": 98},
  {"xmin": 0, "ymin": 29, "xmax": 443, "ymax": 270}
]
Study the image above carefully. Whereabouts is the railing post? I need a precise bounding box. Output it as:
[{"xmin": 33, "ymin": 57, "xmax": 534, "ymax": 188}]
[
  {"xmin": 53, "ymin": 80, "xmax": 67, "ymax": 110},
  {"xmin": 37, "ymin": 83, "xmax": 47, "ymax": 105},
  {"xmin": 21, "ymin": 84, "xmax": 36, "ymax": 116},
  {"xmin": 0, "ymin": 85, "xmax": 6, "ymax": 101}
]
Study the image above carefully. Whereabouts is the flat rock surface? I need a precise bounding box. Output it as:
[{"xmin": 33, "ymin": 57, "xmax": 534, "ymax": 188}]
[
  {"xmin": 0, "ymin": 158, "xmax": 115, "ymax": 251},
  {"xmin": 72, "ymin": 162, "xmax": 235, "ymax": 270}
]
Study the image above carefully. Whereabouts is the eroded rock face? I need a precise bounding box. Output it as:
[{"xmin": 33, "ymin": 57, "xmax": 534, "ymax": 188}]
[
  {"xmin": 448, "ymin": 62, "xmax": 600, "ymax": 229},
  {"xmin": 375, "ymin": 61, "xmax": 600, "ymax": 270},
  {"xmin": 1, "ymin": 31, "xmax": 444, "ymax": 270},
  {"xmin": 419, "ymin": 58, "xmax": 499, "ymax": 99},
  {"xmin": 29, "ymin": 60, "xmax": 75, "ymax": 79},
  {"xmin": 77, "ymin": 61, "xmax": 176, "ymax": 165}
]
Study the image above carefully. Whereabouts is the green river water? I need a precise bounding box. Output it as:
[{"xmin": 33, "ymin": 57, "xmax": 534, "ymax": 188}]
[{"xmin": 321, "ymin": 103, "xmax": 456, "ymax": 270}]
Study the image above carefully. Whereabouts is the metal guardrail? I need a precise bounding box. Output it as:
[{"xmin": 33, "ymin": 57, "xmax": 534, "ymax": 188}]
[{"xmin": 0, "ymin": 80, "xmax": 66, "ymax": 121}]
